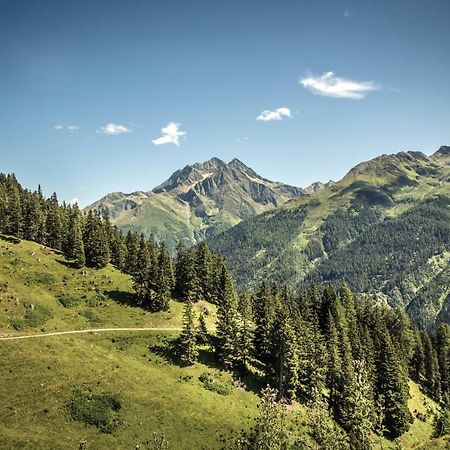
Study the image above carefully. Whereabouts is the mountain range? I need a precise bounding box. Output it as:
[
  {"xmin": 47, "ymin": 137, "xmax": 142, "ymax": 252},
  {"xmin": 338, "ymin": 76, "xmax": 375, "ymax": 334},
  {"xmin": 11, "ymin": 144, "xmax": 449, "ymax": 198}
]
[
  {"xmin": 88, "ymin": 146, "xmax": 450, "ymax": 328},
  {"xmin": 86, "ymin": 157, "xmax": 328, "ymax": 249},
  {"xmin": 207, "ymin": 146, "xmax": 450, "ymax": 328}
]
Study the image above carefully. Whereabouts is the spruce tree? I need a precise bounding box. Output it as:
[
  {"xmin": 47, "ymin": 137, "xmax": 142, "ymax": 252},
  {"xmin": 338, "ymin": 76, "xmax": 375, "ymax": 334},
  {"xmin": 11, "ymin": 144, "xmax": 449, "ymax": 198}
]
[
  {"xmin": 422, "ymin": 331, "xmax": 441, "ymax": 400},
  {"xmin": 154, "ymin": 242, "xmax": 173, "ymax": 311},
  {"xmin": 179, "ymin": 299, "xmax": 198, "ymax": 365},
  {"xmin": 215, "ymin": 263, "xmax": 239, "ymax": 369},
  {"xmin": 273, "ymin": 315, "xmax": 299, "ymax": 401},
  {"xmin": 196, "ymin": 241, "xmax": 213, "ymax": 301},
  {"xmin": 197, "ymin": 312, "xmax": 209, "ymax": 345},
  {"xmin": 375, "ymin": 330, "xmax": 411, "ymax": 438},
  {"xmin": 133, "ymin": 235, "xmax": 152, "ymax": 305},
  {"xmin": 124, "ymin": 230, "xmax": 140, "ymax": 275},
  {"xmin": 66, "ymin": 205, "xmax": 85, "ymax": 268},
  {"xmin": 83, "ymin": 210, "xmax": 110, "ymax": 268},
  {"xmin": 253, "ymin": 282, "xmax": 275, "ymax": 365},
  {"xmin": 23, "ymin": 192, "xmax": 45, "ymax": 243},
  {"xmin": 109, "ymin": 227, "xmax": 127, "ymax": 270},
  {"xmin": 45, "ymin": 192, "xmax": 62, "ymax": 249},
  {"xmin": 236, "ymin": 291, "xmax": 255, "ymax": 369}
]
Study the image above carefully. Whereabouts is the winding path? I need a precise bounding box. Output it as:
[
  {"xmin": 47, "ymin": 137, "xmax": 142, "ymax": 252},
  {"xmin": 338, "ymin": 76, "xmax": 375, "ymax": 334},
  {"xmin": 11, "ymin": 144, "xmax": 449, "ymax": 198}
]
[{"xmin": 0, "ymin": 327, "xmax": 182, "ymax": 341}]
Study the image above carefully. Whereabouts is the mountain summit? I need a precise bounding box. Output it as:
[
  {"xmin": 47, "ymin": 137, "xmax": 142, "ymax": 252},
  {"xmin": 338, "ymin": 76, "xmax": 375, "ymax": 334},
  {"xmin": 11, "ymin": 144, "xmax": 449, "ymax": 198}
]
[{"xmin": 86, "ymin": 158, "xmax": 305, "ymax": 248}]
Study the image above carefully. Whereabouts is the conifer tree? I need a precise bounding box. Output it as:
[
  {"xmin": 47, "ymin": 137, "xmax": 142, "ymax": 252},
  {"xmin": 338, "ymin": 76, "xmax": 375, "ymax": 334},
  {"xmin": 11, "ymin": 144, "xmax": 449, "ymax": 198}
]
[
  {"xmin": 109, "ymin": 227, "xmax": 127, "ymax": 270},
  {"xmin": 83, "ymin": 210, "xmax": 110, "ymax": 268},
  {"xmin": 215, "ymin": 263, "xmax": 239, "ymax": 369},
  {"xmin": 124, "ymin": 230, "xmax": 140, "ymax": 275},
  {"xmin": 236, "ymin": 291, "xmax": 255, "ymax": 369},
  {"xmin": 196, "ymin": 241, "xmax": 213, "ymax": 302},
  {"xmin": 133, "ymin": 235, "xmax": 152, "ymax": 305},
  {"xmin": 179, "ymin": 299, "xmax": 198, "ymax": 365},
  {"xmin": 375, "ymin": 330, "xmax": 411, "ymax": 438},
  {"xmin": 23, "ymin": 193, "xmax": 45, "ymax": 243},
  {"xmin": 422, "ymin": 331, "xmax": 441, "ymax": 400},
  {"xmin": 6, "ymin": 182, "xmax": 23, "ymax": 238},
  {"xmin": 45, "ymin": 192, "xmax": 62, "ymax": 249},
  {"xmin": 154, "ymin": 242, "xmax": 173, "ymax": 311},
  {"xmin": 307, "ymin": 392, "xmax": 350, "ymax": 450},
  {"xmin": 433, "ymin": 324, "xmax": 450, "ymax": 403},
  {"xmin": 344, "ymin": 360, "xmax": 375, "ymax": 450},
  {"xmin": 197, "ymin": 312, "xmax": 209, "ymax": 345},
  {"xmin": 66, "ymin": 205, "xmax": 85, "ymax": 268},
  {"xmin": 272, "ymin": 315, "xmax": 299, "ymax": 401},
  {"xmin": 240, "ymin": 387, "xmax": 289, "ymax": 450},
  {"xmin": 253, "ymin": 282, "xmax": 275, "ymax": 365}
]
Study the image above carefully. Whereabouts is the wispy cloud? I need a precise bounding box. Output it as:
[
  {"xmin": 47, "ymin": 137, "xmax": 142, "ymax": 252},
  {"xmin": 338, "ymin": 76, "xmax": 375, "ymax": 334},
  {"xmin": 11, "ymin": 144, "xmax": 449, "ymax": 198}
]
[
  {"xmin": 68, "ymin": 198, "xmax": 79, "ymax": 206},
  {"xmin": 344, "ymin": 10, "xmax": 350, "ymax": 18},
  {"xmin": 234, "ymin": 136, "xmax": 249, "ymax": 144},
  {"xmin": 256, "ymin": 107, "xmax": 292, "ymax": 122},
  {"xmin": 54, "ymin": 124, "xmax": 79, "ymax": 132},
  {"xmin": 152, "ymin": 122, "xmax": 187, "ymax": 146},
  {"xmin": 97, "ymin": 123, "xmax": 131, "ymax": 135},
  {"xmin": 300, "ymin": 71, "xmax": 379, "ymax": 99}
]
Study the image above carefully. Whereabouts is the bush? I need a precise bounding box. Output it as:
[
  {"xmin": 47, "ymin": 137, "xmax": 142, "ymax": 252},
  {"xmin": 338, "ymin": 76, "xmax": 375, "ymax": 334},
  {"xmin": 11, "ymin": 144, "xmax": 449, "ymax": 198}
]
[
  {"xmin": 80, "ymin": 310, "xmax": 101, "ymax": 326},
  {"xmin": 86, "ymin": 293, "xmax": 107, "ymax": 307},
  {"xmin": 22, "ymin": 303, "xmax": 53, "ymax": 327},
  {"xmin": 58, "ymin": 294, "xmax": 81, "ymax": 308},
  {"xmin": 10, "ymin": 317, "xmax": 25, "ymax": 331},
  {"xmin": 70, "ymin": 389, "xmax": 121, "ymax": 433},
  {"xmin": 199, "ymin": 372, "xmax": 233, "ymax": 395},
  {"xmin": 26, "ymin": 272, "xmax": 55, "ymax": 285},
  {"xmin": 10, "ymin": 303, "xmax": 52, "ymax": 330}
]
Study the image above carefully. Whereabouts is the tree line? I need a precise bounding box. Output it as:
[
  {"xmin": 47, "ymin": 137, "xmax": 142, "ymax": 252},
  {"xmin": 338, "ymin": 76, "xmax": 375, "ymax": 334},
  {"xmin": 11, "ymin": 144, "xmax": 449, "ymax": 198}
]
[
  {"xmin": 0, "ymin": 173, "xmax": 227, "ymax": 312},
  {"xmin": 179, "ymin": 277, "xmax": 450, "ymax": 448}
]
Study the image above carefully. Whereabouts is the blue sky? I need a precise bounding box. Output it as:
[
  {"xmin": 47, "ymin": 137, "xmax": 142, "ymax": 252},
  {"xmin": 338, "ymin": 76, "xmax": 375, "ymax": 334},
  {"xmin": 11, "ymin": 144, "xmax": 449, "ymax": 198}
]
[{"xmin": 1, "ymin": 0, "xmax": 450, "ymax": 206}]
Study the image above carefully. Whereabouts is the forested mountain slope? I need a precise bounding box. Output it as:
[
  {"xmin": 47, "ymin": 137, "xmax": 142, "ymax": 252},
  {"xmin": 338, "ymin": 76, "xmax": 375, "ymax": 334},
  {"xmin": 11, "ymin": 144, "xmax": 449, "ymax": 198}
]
[
  {"xmin": 208, "ymin": 147, "xmax": 450, "ymax": 328},
  {"xmin": 86, "ymin": 158, "xmax": 307, "ymax": 250}
]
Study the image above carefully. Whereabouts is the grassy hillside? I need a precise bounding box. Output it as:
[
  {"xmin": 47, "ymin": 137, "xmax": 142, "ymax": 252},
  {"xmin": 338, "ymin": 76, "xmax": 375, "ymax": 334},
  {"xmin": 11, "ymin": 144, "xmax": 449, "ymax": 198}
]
[
  {"xmin": 0, "ymin": 236, "xmax": 216, "ymax": 334},
  {"xmin": 0, "ymin": 236, "xmax": 448, "ymax": 449}
]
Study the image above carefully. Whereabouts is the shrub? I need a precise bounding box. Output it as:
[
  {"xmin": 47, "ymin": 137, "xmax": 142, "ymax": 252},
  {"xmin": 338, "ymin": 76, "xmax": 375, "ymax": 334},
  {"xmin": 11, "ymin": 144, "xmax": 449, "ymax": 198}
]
[
  {"xmin": 58, "ymin": 294, "xmax": 81, "ymax": 308},
  {"xmin": 86, "ymin": 293, "xmax": 107, "ymax": 307},
  {"xmin": 10, "ymin": 317, "xmax": 25, "ymax": 331},
  {"xmin": 80, "ymin": 310, "xmax": 101, "ymax": 326},
  {"xmin": 199, "ymin": 372, "xmax": 233, "ymax": 395},
  {"xmin": 23, "ymin": 303, "xmax": 53, "ymax": 327},
  {"xmin": 26, "ymin": 272, "xmax": 55, "ymax": 285},
  {"xmin": 10, "ymin": 303, "xmax": 52, "ymax": 330},
  {"xmin": 70, "ymin": 389, "xmax": 121, "ymax": 433}
]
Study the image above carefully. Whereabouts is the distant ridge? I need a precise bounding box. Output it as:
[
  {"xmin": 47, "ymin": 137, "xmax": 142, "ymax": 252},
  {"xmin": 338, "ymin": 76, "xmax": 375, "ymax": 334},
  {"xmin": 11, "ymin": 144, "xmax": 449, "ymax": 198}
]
[{"xmin": 86, "ymin": 157, "xmax": 311, "ymax": 249}]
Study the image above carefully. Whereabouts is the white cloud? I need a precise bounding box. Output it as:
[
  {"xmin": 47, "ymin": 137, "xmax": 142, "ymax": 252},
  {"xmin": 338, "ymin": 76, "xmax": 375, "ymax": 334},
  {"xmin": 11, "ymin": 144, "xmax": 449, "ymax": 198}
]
[
  {"xmin": 97, "ymin": 123, "xmax": 131, "ymax": 135},
  {"xmin": 256, "ymin": 107, "xmax": 292, "ymax": 121},
  {"xmin": 235, "ymin": 136, "xmax": 249, "ymax": 144},
  {"xmin": 69, "ymin": 198, "xmax": 79, "ymax": 206},
  {"xmin": 54, "ymin": 124, "xmax": 78, "ymax": 132},
  {"xmin": 344, "ymin": 10, "xmax": 350, "ymax": 18},
  {"xmin": 300, "ymin": 71, "xmax": 379, "ymax": 99},
  {"xmin": 152, "ymin": 122, "xmax": 187, "ymax": 146}
]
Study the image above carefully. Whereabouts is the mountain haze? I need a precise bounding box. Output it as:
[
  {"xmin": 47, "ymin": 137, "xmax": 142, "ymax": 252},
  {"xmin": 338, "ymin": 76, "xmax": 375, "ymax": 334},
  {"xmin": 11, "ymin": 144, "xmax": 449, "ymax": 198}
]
[{"xmin": 86, "ymin": 158, "xmax": 307, "ymax": 249}]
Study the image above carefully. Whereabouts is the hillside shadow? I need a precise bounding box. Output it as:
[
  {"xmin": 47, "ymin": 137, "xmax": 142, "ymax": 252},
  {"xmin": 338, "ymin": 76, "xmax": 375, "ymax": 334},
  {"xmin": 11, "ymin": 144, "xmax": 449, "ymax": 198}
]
[
  {"xmin": 105, "ymin": 289, "xmax": 140, "ymax": 308},
  {"xmin": 55, "ymin": 259, "xmax": 80, "ymax": 269},
  {"xmin": 148, "ymin": 337, "xmax": 263, "ymax": 394}
]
